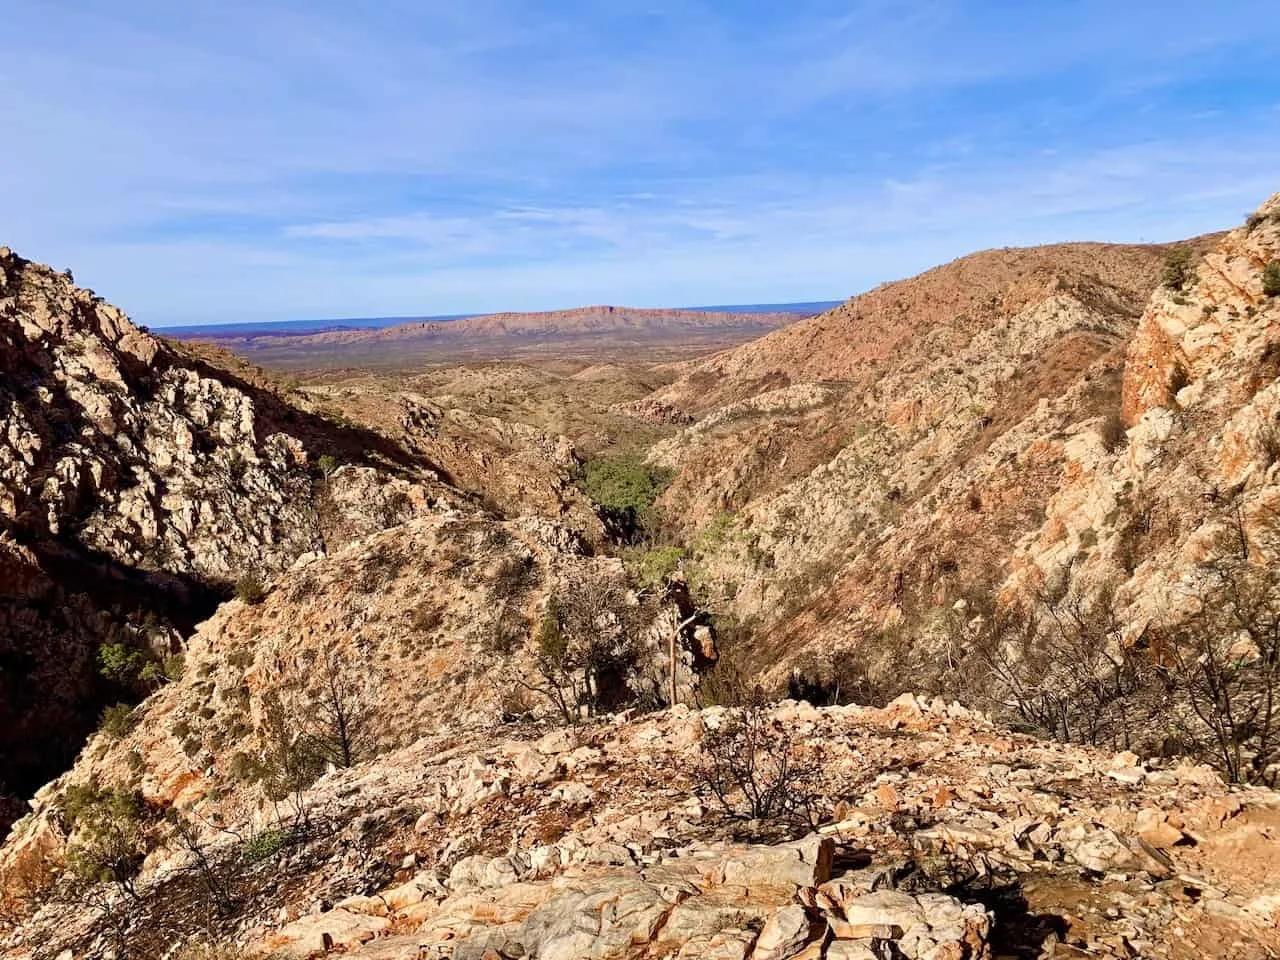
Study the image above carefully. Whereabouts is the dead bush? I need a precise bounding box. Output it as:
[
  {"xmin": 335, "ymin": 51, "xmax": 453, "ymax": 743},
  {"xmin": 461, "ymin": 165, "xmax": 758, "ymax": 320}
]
[
  {"xmin": 940, "ymin": 587, "xmax": 1166, "ymax": 752},
  {"xmin": 1098, "ymin": 411, "xmax": 1127, "ymax": 452},
  {"xmin": 409, "ymin": 601, "xmax": 444, "ymax": 634},
  {"xmin": 1166, "ymin": 507, "xmax": 1280, "ymax": 784},
  {"xmin": 697, "ymin": 690, "xmax": 819, "ymax": 829},
  {"xmin": 785, "ymin": 654, "xmax": 880, "ymax": 707},
  {"xmin": 0, "ymin": 850, "xmax": 56, "ymax": 925}
]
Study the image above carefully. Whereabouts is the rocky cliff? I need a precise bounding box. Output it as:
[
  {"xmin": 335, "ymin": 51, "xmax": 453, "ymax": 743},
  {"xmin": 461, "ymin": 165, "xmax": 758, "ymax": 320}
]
[
  {"xmin": 632, "ymin": 224, "xmax": 1267, "ymax": 704},
  {"xmin": 0, "ymin": 248, "xmax": 530, "ymax": 833}
]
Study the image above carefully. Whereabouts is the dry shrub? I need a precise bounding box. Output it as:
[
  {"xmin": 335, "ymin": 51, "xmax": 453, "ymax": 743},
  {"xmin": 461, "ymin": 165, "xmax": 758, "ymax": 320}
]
[
  {"xmin": 1098, "ymin": 410, "xmax": 1127, "ymax": 452},
  {"xmin": 0, "ymin": 852, "xmax": 56, "ymax": 925},
  {"xmin": 1165, "ymin": 508, "xmax": 1280, "ymax": 784},
  {"xmin": 409, "ymin": 601, "xmax": 444, "ymax": 634},
  {"xmin": 697, "ymin": 689, "xmax": 819, "ymax": 829},
  {"xmin": 517, "ymin": 568, "xmax": 645, "ymax": 723}
]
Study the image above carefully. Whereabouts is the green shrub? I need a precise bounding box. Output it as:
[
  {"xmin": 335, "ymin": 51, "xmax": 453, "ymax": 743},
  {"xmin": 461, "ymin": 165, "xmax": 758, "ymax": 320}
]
[
  {"xmin": 227, "ymin": 647, "xmax": 254, "ymax": 670},
  {"xmin": 536, "ymin": 612, "xmax": 568, "ymax": 668},
  {"xmin": 97, "ymin": 643, "xmax": 143, "ymax": 683},
  {"xmin": 60, "ymin": 781, "xmax": 148, "ymax": 894},
  {"xmin": 623, "ymin": 545, "xmax": 686, "ymax": 590},
  {"xmin": 1264, "ymin": 262, "xmax": 1280, "ymax": 298},
  {"xmin": 164, "ymin": 652, "xmax": 186, "ymax": 681},
  {"xmin": 61, "ymin": 780, "xmax": 107, "ymax": 827},
  {"xmin": 696, "ymin": 512, "xmax": 736, "ymax": 552},
  {"xmin": 241, "ymin": 827, "xmax": 290, "ymax": 863},
  {"xmin": 1162, "ymin": 247, "xmax": 1195, "ymax": 292},
  {"xmin": 99, "ymin": 703, "xmax": 137, "ymax": 739},
  {"xmin": 138, "ymin": 652, "xmax": 184, "ymax": 687},
  {"xmin": 578, "ymin": 454, "xmax": 673, "ymax": 542},
  {"xmin": 316, "ymin": 454, "xmax": 339, "ymax": 478},
  {"xmin": 579, "ymin": 454, "xmax": 672, "ymax": 514},
  {"xmin": 234, "ymin": 574, "xmax": 266, "ymax": 605},
  {"xmin": 173, "ymin": 941, "xmax": 254, "ymax": 960}
]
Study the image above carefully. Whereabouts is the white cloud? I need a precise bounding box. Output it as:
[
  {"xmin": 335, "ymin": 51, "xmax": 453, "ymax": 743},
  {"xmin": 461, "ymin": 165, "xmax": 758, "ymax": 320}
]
[{"xmin": 0, "ymin": 1, "xmax": 1277, "ymax": 323}]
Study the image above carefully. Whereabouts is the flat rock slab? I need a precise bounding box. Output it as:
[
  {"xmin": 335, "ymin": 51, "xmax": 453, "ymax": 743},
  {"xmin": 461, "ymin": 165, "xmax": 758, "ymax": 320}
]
[{"xmin": 271, "ymin": 908, "xmax": 391, "ymax": 956}]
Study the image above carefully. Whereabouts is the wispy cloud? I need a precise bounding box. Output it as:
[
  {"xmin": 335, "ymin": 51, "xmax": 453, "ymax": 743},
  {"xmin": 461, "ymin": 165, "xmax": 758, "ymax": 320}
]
[{"xmin": 0, "ymin": 0, "xmax": 1278, "ymax": 324}]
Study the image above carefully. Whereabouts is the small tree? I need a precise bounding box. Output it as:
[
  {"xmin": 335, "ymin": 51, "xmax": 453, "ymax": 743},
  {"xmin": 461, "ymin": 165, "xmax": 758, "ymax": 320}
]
[
  {"xmin": 940, "ymin": 585, "xmax": 1162, "ymax": 751},
  {"xmin": 304, "ymin": 646, "xmax": 380, "ymax": 769},
  {"xmin": 255, "ymin": 690, "xmax": 326, "ymax": 828},
  {"xmin": 1162, "ymin": 247, "xmax": 1195, "ymax": 292},
  {"xmin": 252, "ymin": 644, "xmax": 380, "ymax": 828},
  {"xmin": 316, "ymin": 454, "xmax": 339, "ymax": 479},
  {"xmin": 529, "ymin": 612, "xmax": 581, "ymax": 725},
  {"xmin": 166, "ymin": 807, "xmax": 237, "ymax": 917},
  {"xmin": 1168, "ymin": 508, "xmax": 1280, "ymax": 784},
  {"xmin": 518, "ymin": 569, "xmax": 644, "ymax": 723},
  {"xmin": 139, "ymin": 652, "xmax": 185, "ymax": 688},
  {"xmin": 62, "ymin": 781, "xmax": 149, "ymax": 898},
  {"xmin": 0, "ymin": 849, "xmax": 55, "ymax": 925}
]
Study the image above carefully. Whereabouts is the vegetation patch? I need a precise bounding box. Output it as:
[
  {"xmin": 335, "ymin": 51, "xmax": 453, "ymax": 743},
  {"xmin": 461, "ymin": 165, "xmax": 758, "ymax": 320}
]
[
  {"xmin": 621, "ymin": 544, "xmax": 686, "ymax": 591},
  {"xmin": 234, "ymin": 573, "xmax": 267, "ymax": 605},
  {"xmin": 99, "ymin": 703, "xmax": 138, "ymax": 739},
  {"xmin": 1161, "ymin": 247, "xmax": 1196, "ymax": 292},
  {"xmin": 578, "ymin": 454, "xmax": 673, "ymax": 542},
  {"xmin": 241, "ymin": 828, "xmax": 291, "ymax": 864},
  {"xmin": 1263, "ymin": 261, "xmax": 1280, "ymax": 298}
]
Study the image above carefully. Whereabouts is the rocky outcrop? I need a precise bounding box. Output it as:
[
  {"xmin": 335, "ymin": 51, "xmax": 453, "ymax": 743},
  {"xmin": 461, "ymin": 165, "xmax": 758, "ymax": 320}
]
[
  {"xmin": 0, "ymin": 249, "xmax": 323, "ymax": 580},
  {"xmin": 396, "ymin": 395, "xmax": 604, "ymax": 541},
  {"xmin": 1002, "ymin": 193, "xmax": 1280, "ymax": 668},
  {"xmin": 0, "ymin": 247, "xmax": 459, "ymax": 832},
  {"xmin": 5, "ymin": 698, "xmax": 1278, "ymax": 959}
]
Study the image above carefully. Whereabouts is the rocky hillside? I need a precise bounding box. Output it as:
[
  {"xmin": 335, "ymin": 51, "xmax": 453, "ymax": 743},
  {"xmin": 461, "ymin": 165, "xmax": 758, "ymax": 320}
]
[
  {"xmin": 0, "ymin": 247, "xmax": 610, "ymax": 835},
  {"xmin": 5, "ymin": 697, "xmax": 1280, "ymax": 959},
  {"xmin": 632, "ymin": 222, "xmax": 1270, "ymax": 706},
  {"xmin": 645, "ymin": 242, "xmax": 1196, "ymax": 416}
]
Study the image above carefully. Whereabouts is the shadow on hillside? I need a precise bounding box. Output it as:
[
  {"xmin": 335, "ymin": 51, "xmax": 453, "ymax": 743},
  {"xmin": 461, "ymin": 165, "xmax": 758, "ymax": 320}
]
[
  {"xmin": 960, "ymin": 881, "xmax": 1068, "ymax": 959},
  {"xmin": 0, "ymin": 530, "xmax": 230, "ymax": 836}
]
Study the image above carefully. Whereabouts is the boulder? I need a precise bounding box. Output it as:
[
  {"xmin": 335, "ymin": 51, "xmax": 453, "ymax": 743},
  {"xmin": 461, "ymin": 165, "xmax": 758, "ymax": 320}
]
[{"xmin": 751, "ymin": 905, "xmax": 813, "ymax": 960}]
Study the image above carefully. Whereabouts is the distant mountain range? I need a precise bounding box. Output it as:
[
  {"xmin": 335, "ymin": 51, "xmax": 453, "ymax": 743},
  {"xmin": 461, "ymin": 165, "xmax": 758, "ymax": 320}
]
[{"xmin": 157, "ymin": 301, "xmax": 842, "ymax": 339}]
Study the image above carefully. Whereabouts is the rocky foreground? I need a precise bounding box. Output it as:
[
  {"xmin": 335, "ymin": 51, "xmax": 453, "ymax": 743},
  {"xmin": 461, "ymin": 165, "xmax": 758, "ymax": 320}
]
[{"xmin": 6, "ymin": 697, "xmax": 1279, "ymax": 960}]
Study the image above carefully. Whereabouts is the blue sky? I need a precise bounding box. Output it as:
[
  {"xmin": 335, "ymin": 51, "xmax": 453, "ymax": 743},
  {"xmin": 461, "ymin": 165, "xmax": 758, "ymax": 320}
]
[{"xmin": 2, "ymin": 1, "xmax": 1278, "ymax": 326}]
